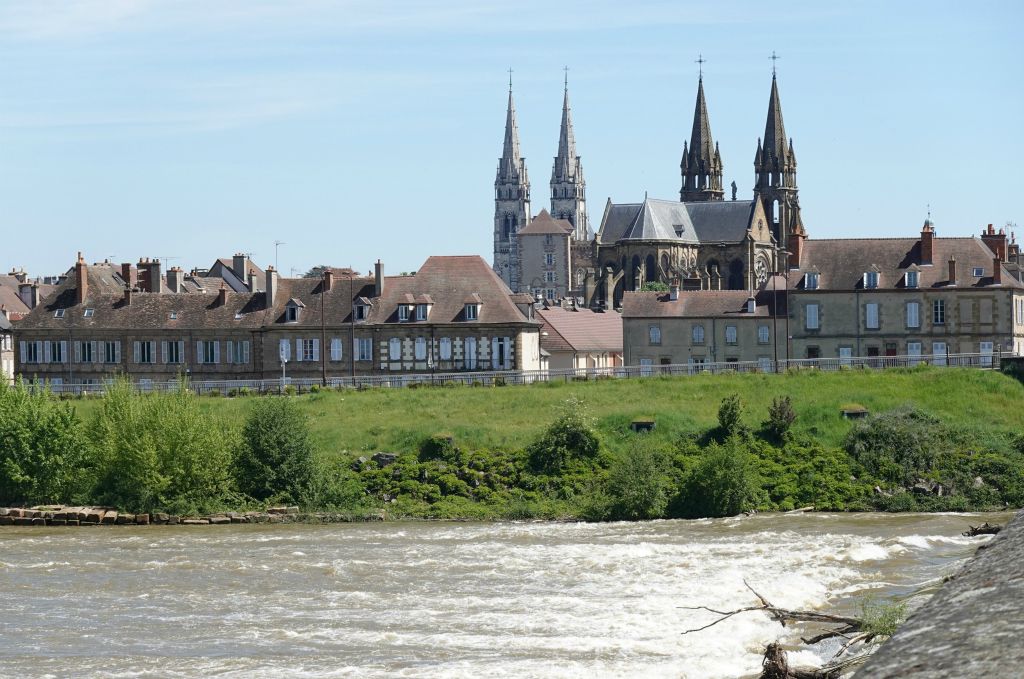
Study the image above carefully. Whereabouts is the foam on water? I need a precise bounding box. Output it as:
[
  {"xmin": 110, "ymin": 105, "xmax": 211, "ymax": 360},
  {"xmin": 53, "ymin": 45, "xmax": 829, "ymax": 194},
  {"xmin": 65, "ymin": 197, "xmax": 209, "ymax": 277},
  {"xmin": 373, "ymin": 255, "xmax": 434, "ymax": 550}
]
[{"xmin": 0, "ymin": 512, "xmax": 1007, "ymax": 679}]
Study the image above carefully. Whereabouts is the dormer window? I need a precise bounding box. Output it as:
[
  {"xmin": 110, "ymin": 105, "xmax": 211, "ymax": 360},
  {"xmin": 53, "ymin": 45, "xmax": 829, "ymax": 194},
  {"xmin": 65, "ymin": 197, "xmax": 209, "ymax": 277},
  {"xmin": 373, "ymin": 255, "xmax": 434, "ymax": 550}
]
[
  {"xmin": 415, "ymin": 303, "xmax": 429, "ymax": 321},
  {"xmin": 355, "ymin": 304, "xmax": 368, "ymax": 321},
  {"xmin": 287, "ymin": 306, "xmax": 299, "ymax": 322},
  {"xmin": 83, "ymin": 308, "xmax": 94, "ymax": 318},
  {"xmin": 972, "ymin": 267, "xmax": 984, "ymax": 277},
  {"xmin": 465, "ymin": 304, "xmax": 479, "ymax": 321},
  {"xmin": 804, "ymin": 272, "xmax": 819, "ymax": 290},
  {"xmin": 398, "ymin": 305, "xmax": 410, "ymax": 321},
  {"xmin": 169, "ymin": 311, "xmax": 178, "ymax": 320},
  {"xmin": 905, "ymin": 271, "xmax": 919, "ymax": 289},
  {"xmin": 54, "ymin": 309, "xmax": 65, "ymax": 318},
  {"xmin": 234, "ymin": 312, "xmax": 243, "ymax": 320},
  {"xmin": 285, "ymin": 298, "xmax": 305, "ymax": 323},
  {"xmin": 864, "ymin": 271, "xmax": 879, "ymax": 289}
]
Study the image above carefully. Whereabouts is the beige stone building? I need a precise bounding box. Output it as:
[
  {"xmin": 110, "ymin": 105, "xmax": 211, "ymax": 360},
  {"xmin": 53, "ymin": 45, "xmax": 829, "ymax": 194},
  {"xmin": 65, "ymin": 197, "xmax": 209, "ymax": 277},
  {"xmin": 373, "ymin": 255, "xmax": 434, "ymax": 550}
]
[
  {"xmin": 14, "ymin": 254, "xmax": 541, "ymax": 386},
  {"xmin": 622, "ymin": 284, "xmax": 783, "ymax": 372},
  {"xmin": 536, "ymin": 302, "xmax": 622, "ymax": 371},
  {"xmin": 786, "ymin": 223, "xmax": 1024, "ymax": 363},
  {"xmin": 517, "ymin": 210, "xmax": 574, "ymax": 301}
]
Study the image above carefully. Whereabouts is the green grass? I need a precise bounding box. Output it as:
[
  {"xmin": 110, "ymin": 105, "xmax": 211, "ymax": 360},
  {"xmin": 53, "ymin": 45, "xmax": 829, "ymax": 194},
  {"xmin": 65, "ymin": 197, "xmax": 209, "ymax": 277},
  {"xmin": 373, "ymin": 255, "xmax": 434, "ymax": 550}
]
[{"xmin": 70, "ymin": 367, "xmax": 1024, "ymax": 458}]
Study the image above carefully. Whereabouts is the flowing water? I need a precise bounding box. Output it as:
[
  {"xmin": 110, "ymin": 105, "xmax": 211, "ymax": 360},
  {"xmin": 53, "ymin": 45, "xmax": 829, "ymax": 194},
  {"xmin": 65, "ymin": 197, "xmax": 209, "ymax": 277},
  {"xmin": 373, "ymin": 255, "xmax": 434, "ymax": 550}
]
[{"xmin": 0, "ymin": 512, "xmax": 1008, "ymax": 679}]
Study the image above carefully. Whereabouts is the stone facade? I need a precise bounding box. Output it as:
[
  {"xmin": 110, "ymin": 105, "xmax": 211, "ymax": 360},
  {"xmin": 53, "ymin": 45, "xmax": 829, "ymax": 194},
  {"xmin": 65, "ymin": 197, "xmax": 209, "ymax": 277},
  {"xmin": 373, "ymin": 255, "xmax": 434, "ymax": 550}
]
[{"xmin": 517, "ymin": 210, "xmax": 573, "ymax": 300}]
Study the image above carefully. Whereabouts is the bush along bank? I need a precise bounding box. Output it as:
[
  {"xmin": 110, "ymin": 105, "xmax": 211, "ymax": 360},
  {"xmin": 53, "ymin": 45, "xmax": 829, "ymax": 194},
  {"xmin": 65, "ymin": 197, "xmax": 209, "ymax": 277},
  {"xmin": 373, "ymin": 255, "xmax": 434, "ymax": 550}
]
[{"xmin": 2, "ymin": 377, "xmax": 1023, "ymax": 522}]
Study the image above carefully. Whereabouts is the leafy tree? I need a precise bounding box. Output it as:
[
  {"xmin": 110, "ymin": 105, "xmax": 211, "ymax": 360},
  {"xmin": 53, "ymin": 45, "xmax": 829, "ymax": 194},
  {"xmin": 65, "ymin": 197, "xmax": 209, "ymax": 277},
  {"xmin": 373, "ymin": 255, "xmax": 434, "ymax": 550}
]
[
  {"xmin": 527, "ymin": 396, "xmax": 601, "ymax": 473},
  {"xmin": 717, "ymin": 394, "xmax": 745, "ymax": 436},
  {"xmin": 680, "ymin": 438, "xmax": 761, "ymax": 518},
  {"xmin": 639, "ymin": 281, "xmax": 670, "ymax": 292},
  {"xmin": 602, "ymin": 443, "xmax": 669, "ymax": 520},
  {"xmin": 763, "ymin": 396, "xmax": 797, "ymax": 441},
  {"xmin": 302, "ymin": 266, "xmax": 333, "ymax": 278},
  {"xmin": 236, "ymin": 397, "xmax": 318, "ymax": 504},
  {"xmin": 0, "ymin": 379, "xmax": 90, "ymax": 506},
  {"xmin": 844, "ymin": 406, "xmax": 947, "ymax": 486}
]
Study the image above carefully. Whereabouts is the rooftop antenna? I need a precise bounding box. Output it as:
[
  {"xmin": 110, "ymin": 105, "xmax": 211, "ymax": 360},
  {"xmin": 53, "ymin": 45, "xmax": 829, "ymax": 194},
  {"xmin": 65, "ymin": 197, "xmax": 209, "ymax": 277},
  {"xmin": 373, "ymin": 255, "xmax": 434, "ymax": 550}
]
[
  {"xmin": 769, "ymin": 51, "xmax": 780, "ymax": 76},
  {"xmin": 274, "ymin": 240, "xmax": 286, "ymax": 271},
  {"xmin": 158, "ymin": 256, "xmax": 180, "ymax": 267},
  {"xmin": 695, "ymin": 53, "xmax": 706, "ymax": 79}
]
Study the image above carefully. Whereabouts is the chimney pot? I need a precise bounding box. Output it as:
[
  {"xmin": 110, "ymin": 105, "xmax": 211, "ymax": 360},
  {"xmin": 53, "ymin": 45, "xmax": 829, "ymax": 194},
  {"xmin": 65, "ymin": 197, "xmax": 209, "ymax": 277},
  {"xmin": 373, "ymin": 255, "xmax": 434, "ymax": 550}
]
[
  {"xmin": 374, "ymin": 260, "xmax": 384, "ymax": 297},
  {"xmin": 75, "ymin": 255, "xmax": 88, "ymax": 305},
  {"xmin": 323, "ymin": 269, "xmax": 333, "ymax": 292},
  {"xmin": 948, "ymin": 257, "xmax": 957, "ymax": 286}
]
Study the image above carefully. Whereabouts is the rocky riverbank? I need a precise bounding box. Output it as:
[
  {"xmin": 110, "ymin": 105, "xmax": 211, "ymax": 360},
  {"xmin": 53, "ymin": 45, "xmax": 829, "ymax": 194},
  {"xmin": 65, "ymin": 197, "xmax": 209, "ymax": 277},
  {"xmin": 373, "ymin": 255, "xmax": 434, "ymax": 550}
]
[{"xmin": 0, "ymin": 505, "xmax": 387, "ymax": 526}]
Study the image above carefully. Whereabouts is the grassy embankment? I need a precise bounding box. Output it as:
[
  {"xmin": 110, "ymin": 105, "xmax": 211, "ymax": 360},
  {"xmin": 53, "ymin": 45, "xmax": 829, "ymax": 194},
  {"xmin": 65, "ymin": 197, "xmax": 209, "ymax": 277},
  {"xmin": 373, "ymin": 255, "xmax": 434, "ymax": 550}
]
[{"xmin": 55, "ymin": 366, "xmax": 1024, "ymax": 521}]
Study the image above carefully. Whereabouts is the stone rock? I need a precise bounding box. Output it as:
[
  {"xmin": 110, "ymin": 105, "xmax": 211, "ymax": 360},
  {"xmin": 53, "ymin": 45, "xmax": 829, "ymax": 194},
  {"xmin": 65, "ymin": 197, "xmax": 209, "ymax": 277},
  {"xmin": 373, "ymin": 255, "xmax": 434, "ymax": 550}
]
[
  {"xmin": 0, "ymin": 508, "xmax": 9, "ymax": 516},
  {"xmin": 167, "ymin": 515, "xmax": 180, "ymax": 525},
  {"xmin": 181, "ymin": 519, "xmax": 209, "ymax": 525},
  {"xmin": 101, "ymin": 511, "xmax": 118, "ymax": 525},
  {"xmin": 152, "ymin": 513, "xmax": 169, "ymax": 524},
  {"xmin": 0, "ymin": 516, "xmax": 13, "ymax": 526},
  {"xmin": 372, "ymin": 452, "xmax": 399, "ymax": 467},
  {"xmin": 65, "ymin": 519, "xmax": 79, "ymax": 526},
  {"xmin": 134, "ymin": 514, "xmax": 150, "ymax": 525},
  {"xmin": 115, "ymin": 515, "xmax": 131, "ymax": 525},
  {"xmin": 85, "ymin": 510, "xmax": 102, "ymax": 524},
  {"xmin": 351, "ymin": 455, "xmax": 369, "ymax": 471},
  {"xmin": 30, "ymin": 517, "xmax": 45, "ymax": 525},
  {"xmin": 49, "ymin": 519, "xmax": 67, "ymax": 526},
  {"xmin": 208, "ymin": 516, "xmax": 231, "ymax": 525},
  {"xmin": 230, "ymin": 516, "xmax": 246, "ymax": 523},
  {"xmin": 973, "ymin": 476, "xmax": 986, "ymax": 489}
]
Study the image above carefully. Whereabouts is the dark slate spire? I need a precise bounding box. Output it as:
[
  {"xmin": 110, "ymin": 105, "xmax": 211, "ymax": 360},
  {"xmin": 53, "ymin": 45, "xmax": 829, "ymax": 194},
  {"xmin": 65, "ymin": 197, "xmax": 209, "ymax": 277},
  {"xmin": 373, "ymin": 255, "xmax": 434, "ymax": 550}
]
[
  {"xmin": 551, "ymin": 84, "xmax": 578, "ymax": 182},
  {"xmin": 550, "ymin": 73, "xmax": 589, "ymax": 240},
  {"xmin": 497, "ymin": 88, "xmax": 528, "ymax": 184},
  {"xmin": 753, "ymin": 71, "xmax": 802, "ymax": 249},
  {"xmin": 680, "ymin": 75, "xmax": 724, "ymax": 202},
  {"xmin": 762, "ymin": 74, "xmax": 787, "ymax": 164}
]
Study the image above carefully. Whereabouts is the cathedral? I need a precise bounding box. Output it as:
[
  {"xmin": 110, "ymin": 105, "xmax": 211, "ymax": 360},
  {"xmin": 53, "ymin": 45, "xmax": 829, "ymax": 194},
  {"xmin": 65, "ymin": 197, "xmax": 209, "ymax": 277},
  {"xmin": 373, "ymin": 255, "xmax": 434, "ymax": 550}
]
[{"xmin": 493, "ymin": 68, "xmax": 806, "ymax": 308}]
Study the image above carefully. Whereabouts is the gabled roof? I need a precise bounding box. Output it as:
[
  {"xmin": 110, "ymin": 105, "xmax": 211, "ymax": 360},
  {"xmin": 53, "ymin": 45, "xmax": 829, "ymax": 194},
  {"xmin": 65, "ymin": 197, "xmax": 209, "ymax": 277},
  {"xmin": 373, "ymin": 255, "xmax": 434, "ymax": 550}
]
[
  {"xmin": 536, "ymin": 306, "xmax": 622, "ymax": 353},
  {"xmin": 519, "ymin": 209, "xmax": 573, "ymax": 236},
  {"xmin": 793, "ymin": 237, "xmax": 1023, "ymax": 290}
]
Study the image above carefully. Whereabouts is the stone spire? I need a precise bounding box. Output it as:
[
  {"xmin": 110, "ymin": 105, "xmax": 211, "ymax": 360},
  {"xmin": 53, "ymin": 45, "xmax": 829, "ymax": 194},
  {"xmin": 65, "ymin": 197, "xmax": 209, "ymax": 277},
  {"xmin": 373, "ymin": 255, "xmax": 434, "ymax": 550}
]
[
  {"xmin": 754, "ymin": 72, "xmax": 802, "ymax": 248},
  {"xmin": 494, "ymin": 77, "xmax": 531, "ymax": 291},
  {"xmin": 680, "ymin": 76, "xmax": 724, "ymax": 202},
  {"xmin": 550, "ymin": 74, "xmax": 589, "ymax": 241}
]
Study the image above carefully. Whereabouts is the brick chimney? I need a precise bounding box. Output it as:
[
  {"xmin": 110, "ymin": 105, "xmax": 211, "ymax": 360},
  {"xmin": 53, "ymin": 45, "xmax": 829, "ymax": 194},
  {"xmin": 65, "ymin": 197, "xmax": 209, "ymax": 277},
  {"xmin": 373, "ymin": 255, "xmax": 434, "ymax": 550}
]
[
  {"xmin": 323, "ymin": 268, "xmax": 333, "ymax": 292},
  {"xmin": 266, "ymin": 266, "xmax": 278, "ymax": 306},
  {"xmin": 75, "ymin": 252, "xmax": 88, "ymax": 304},
  {"xmin": 247, "ymin": 269, "xmax": 260, "ymax": 292},
  {"xmin": 981, "ymin": 223, "xmax": 1007, "ymax": 262},
  {"xmin": 993, "ymin": 257, "xmax": 1002, "ymax": 285},
  {"xmin": 374, "ymin": 259, "xmax": 384, "ymax": 297},
  {"xmin": 149, "ymin": 258, "xmax": 164, "ymax": 294},
  {"xmin": 124, "ymin": 288, "xmax": 133, "ymax": 306},
  {"xmin": 788, "ymin": 230, "xmax": 805, "ymax": 269},
  {"xmin": 121, "ymin": 262, "xmax": 137, "ymax": 289},
  {"xmin": 921, "ymin": 221, "xmax": 934, "ymax": 265},
  {"xmin": 18, "ymin": 282, "xmax": 32, "ymax": 308},
  {"xmin": 10, "ymin": 268, "xmax": 26, "ymax": 283},
  {"xmin": 217, "ymin": 284, "xmax": 228, "ymax": 307},
  {"xmin": 232, "ymin": 253, "xmax": 247, "ymax": 280},
  {"xmin": 948, "ymin": 256, "xmax": 957, "ymax": 286}
]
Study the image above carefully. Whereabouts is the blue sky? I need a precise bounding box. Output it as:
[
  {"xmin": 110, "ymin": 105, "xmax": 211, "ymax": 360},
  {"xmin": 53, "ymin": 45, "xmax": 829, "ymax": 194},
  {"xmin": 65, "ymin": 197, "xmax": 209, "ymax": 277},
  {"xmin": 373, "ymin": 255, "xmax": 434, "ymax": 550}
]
[{"xmin": 1, "ymin": 0, "xmax": 1021, "ymax": 277}]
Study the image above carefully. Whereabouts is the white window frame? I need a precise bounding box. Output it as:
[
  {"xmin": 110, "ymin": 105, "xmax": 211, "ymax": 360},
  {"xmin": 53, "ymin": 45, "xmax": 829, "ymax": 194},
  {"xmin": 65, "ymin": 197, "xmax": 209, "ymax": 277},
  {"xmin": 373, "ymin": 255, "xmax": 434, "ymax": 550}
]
[
  {"xmin": 839, "ymin": 346, "xmax": 853, "ymax": 366},
  {"xmin": 980, "ymin": 341, "xmax": 994, "ymax": 367},
  {"xmin": 692, "ymin": 324, "xmax": 705, "ymax": 344},
  {"xmin": 439, "ymin": 337, "xmax": 452, "ymax": 361},
  {"xmin": 864, "ymin": 271, "xmax": 879, "ymax": 289},
  {"xmin": 639, "ymin": 358, "xmax": 654, "ymax": 377},
  {"xmin": 906, "ymin": 301, "xmax": 920, "ymax": 328},
  {"xmin": 865, "ymin": 302, "xmax": 879, "ymax": 330},
  {"xmin": 465, "ymin": 304, "xmax": 478, "ymax": 321},
  {"xmin": 388, "ymin": 337, "xmax": 402, "ymax": 361},
  {"xmin": 464, "ymin": 337, "xmax": 478, "ymax": 369},
  {"xmin": 907, "ymin": 341, "xmax": 922, "ymax": 366},
  {"xmin": 545, "ymin": 253, "xmax": 555, "ymax": 266},
  {"xmin": 725, "ymin": 325, "xmax": 738, "ymax": 345},
  {"xmin": 804, "ymin": 272, "xmax": 819, "ymax": 290},
  {"xmin": 932, "ymin": 341, "xmax": 947, "ymax": 366},
  {"xmin": 279, "ymin": 338, "xmax": 291, "ymax": 363},
  {"xmin": 415, "ymin": 304, "xmax": 428, "ymax": 321},
  {"xmin": 163, "ymin": 340, "xmax": 184, "ymax": 365},
  {"xmin": 398, "ymin": 305, "xmax": 410, "ymax": 322},
  {"xmin": 545, "ymin": 271, "xmax": 556, "ymax": 283},
  {"xmin": 649, "ymin": 325, "xmax": 661, "ymax": 345},
  {"xmin": 933, "ymin": 299, "xmax": 946, "ymax": 325},
  {"xmin": 330, "ymin": 337, "xmax": 343, "ymax": 361},
  {"xmin": 905, "ymin": 271, "xmax": 919, "ymax": 289},
  {"xmin": 414, "ymin": 337, "xmax": 427, "ymax": 361},
  {"xmin": 757, "ymin": 325, "xmax": 769, "ymax": 344},
  {"xmin": 805, "ymin": 303, "xmax": 819, "ymax": 330},
  {"xmin": 356, "ymin": 337, "xmax": 372, "ymax": 362}
]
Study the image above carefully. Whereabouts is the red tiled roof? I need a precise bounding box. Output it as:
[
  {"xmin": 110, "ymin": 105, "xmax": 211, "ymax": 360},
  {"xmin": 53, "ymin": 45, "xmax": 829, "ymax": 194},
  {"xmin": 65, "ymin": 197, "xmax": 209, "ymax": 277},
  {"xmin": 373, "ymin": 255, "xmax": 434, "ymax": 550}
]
[{"xmin": 536, "ymin": 306, "xmax": 622, "ymax": 352}]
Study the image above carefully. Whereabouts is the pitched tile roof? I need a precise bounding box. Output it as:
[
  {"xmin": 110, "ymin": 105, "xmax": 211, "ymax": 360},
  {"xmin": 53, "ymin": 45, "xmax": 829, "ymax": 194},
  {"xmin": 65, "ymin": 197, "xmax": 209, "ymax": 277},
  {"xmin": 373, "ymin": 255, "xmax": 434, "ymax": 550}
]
[
  {"xmin": 536, "ymin": 306, "xmax": 622, "ymax": 353},
  {"xmin": 518, "ymin": 209, "xmax": 573, "ymax": 236},
  {"xmin": 793, "ymin": 237, "xmax": 1022, "ymax": 290},
  {"xmin": 597, "ymin": 197, "xmax": 759, "ymax": 244},
  {"xmin": 622, "ymin": 289, "xmax": 780, "ymax": 318},
  {"xmin": 370, "ymin": 256, "xmax": 536, "ymax": 326}
]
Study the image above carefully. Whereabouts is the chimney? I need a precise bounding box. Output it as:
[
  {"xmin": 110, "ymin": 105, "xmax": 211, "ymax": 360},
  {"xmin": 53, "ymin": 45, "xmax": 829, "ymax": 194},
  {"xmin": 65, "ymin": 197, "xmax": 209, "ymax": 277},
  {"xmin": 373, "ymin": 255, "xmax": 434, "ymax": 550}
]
[
  {"xmin": 921, "ymin": 221, "xmax": 934, "ymax": 265},
  {"xmin": 121, "ymin": 262, "xmax": 138, "ymax": 289},
  {"xmin": 150, "ymin": 258, "xmax": 164, "ymax": 294},
  {"xmin": 669, "ymin": 278, "xmax": 680, "ymax": 301},
  {"xmin": 981, "ymin": 223, "xmax": 1007, "ymax": 262},
  {"xmin": 167, "ymin": 266, "xmax": 185, "ymax": 293},
  {"xmin": 746, "ymin": 296, "xmax": 756, "ymax": 313},
  {"xmin": 993, "ymin": 257, "xmax": 1002, "ymax": 285},
  {"xmin": 217, "ymin": 284, "xmax": 228, "ymax": 307},
  {"xmin": 10, "ymin": 268, "xmax": 26, "ymax": 283},
  {"xmin": 18, "ymin": 282, "xmax": 32, "ymax": 308},
  {"xmin": 266, "ymin": 266, "xmax": 278, "ymax": 306},
  {"xmin": 948, "ymin": 257, "xmax": 957, "ymax": 286},
  {"xmin": 232, "ymin": 253, "xmax": 247, "ymax": 280},
  {"xmin": 789, "ymin": 230, "xmax": 805, "ymax": 269},
  {"xmin": 374, "ymin": 259, "xmax": 384, "ymax": 297},
  {"xmin": 124, "ymin": 288, "xmax": 133, "ymax": 306},
  {"xmin": 247, "ymin": 269, "xmax": 260, "ymax": 292},
  {"xmin": 75, "ymin": 252, "xmax": 88, "ymax": 304},
  {"xmin": 30, "ymin": 284, "xmax": 40, "ymax": 309},
  {"xmin": 323, "ymin": 268, "xmax": 333, "ymax": 292}
]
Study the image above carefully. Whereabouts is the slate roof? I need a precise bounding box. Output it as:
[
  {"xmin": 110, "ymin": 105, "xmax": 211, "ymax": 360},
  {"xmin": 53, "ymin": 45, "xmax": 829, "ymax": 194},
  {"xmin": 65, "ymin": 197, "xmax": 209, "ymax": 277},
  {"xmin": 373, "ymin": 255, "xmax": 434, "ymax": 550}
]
[
  {"xmin": 518, "ymin": 209, "xmax": 573, "ymax": 236},
  {"xmin": 0, "ymin": 275, "xmax": 58, "ymax": 318},
  {"xmin": 793, "ymin": 237, "xmax": 1022, "ymax": 290},
  {"xmin": 597, "ymin": 198, "xmax": 757, "ymax": 244},
  {"xmin": 0, "ymin": 314, "xmax": 11, "ymax": 331},
  {"xmin": 536, "ymin": 306, "xmax": 622, "ymax": 353},
  {"xmin": 622, "ymin": 289, "xmax": 780, "ymax": 318},
  {"xmin": 370, "ymin": 256, "xmax": 536, "ymax": 326}
]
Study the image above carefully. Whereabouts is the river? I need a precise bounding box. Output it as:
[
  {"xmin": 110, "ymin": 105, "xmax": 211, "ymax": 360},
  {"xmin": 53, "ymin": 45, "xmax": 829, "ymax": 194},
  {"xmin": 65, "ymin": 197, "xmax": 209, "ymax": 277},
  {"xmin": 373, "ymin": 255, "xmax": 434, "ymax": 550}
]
[{"xmin": 0, "ymin": 512, "xmax": 1007, "ymax": 678}]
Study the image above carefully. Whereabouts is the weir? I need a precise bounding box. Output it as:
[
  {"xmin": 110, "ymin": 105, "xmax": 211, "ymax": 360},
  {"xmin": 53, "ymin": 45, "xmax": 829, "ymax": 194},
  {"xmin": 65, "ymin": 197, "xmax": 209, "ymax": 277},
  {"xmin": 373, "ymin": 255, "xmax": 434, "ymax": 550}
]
[{"xmin": 857, "ymin": 509, "xmax": 1024, "ymax": 677}]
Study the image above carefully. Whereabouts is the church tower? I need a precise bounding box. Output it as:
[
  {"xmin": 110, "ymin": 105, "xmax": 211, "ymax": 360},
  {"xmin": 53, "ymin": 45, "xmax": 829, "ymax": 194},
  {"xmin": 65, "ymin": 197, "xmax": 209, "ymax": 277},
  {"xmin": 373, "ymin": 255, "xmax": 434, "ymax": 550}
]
[
  {"xmin": 680, "ymin": 75, "xmax": 724, "ymax": 202},
  {"xmin": 494, "ymin": 78, "xmax": 531, "ymax": 291},
  {"xmin": 550, "ymin": 75, "xmax": 590, "ymax": 241},
  {"xmin": 753, "ymin": 70, "xmax": 803, "ymax": 249}
]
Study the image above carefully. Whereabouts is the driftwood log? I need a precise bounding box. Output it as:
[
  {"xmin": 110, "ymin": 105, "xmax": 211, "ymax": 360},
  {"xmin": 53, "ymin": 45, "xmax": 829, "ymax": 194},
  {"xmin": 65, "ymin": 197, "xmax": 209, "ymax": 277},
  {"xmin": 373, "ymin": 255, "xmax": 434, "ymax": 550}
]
[
  {"xmin": 681, "ymin": 581, "xmax": 879, "ymax": 678},
  {"xmin": 963, "ymin": 522, "xmax": 1001, "ymax": 537}
]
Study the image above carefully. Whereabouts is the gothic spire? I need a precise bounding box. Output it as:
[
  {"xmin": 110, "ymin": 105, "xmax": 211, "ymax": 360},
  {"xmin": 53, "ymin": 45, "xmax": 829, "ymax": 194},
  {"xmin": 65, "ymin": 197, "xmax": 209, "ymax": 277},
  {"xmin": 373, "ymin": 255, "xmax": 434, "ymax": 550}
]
[
  {"xmin": 498, "ymin": 88, "xmax": 525, "ymax": 182},
  {"xmin": 762, "ymin": 74, "xmax": 788, "ymax": 166},
  {"xmin": 689, "ymin": 76, "xmax": 715, "ymax": 164},
  {"xmin": 680, "ymin": 74, "xmax": 723, "ymax": 201},
  {"xmin": 552, "ymin": 82, "xmax": 578, "ymax": 182}
]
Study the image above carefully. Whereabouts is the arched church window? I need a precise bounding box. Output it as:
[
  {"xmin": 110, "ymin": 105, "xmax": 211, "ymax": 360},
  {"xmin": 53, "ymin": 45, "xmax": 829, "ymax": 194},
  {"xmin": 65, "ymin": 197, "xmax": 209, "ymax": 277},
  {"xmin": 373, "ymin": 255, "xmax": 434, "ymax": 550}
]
[
  {"xmin": 630, "ymin": 255, "xmax": 641, "ymax": 290},
  {"xmin": 772, "ymin": 200, "xmax": 780, "ymax": 224},
  {"xmin": 645, "ymin": 255, "xmax": 656, "ymax": 284},
  {"xmin": 728, "ymin": 259, "xmax": 745, "ymax": 290}
]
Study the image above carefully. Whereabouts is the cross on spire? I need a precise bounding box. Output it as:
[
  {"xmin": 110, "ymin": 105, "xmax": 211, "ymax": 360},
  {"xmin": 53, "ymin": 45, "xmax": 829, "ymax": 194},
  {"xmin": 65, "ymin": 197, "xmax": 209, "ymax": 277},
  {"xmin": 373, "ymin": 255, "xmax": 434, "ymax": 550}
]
[
  {"xmin": 769, "ymin": 51, "xmax": 780, "ymax": 76},
  {"xmin": 563, "ymin": 65, "xmax": 569, "ymax": 91},
  {"xmin": 507, "ymin": 67, "xmax": 513, "ymax": 92},
  {"xmin": 695, "ymin": 53, "xmax": 706, "ymax": 78}
]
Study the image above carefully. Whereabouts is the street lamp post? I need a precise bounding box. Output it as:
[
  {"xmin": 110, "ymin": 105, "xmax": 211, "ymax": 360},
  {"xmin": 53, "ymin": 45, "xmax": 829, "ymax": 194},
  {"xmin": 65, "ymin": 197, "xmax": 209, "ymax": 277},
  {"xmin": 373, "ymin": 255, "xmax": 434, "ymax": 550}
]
[{"xmin": 321, "ymin": 270, "xmax": 328, "ymax": 387}]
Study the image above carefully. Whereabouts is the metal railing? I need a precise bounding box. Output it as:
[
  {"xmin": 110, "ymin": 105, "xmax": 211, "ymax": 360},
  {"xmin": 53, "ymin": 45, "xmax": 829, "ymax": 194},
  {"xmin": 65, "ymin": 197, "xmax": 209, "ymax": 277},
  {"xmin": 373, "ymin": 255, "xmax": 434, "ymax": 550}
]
[{"xmin": 33, "ymin": 351, "xmax": 1004, "ymax": 396}]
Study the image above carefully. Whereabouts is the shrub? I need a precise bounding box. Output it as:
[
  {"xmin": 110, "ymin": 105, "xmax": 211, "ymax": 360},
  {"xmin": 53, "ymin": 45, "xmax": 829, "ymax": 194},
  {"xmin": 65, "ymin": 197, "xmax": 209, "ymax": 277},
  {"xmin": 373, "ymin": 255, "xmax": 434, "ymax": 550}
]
[
  {"xmin": 0, "ymin": 379, "xmax": 90, "ymax": 506},
  {"xmin": 763, "ymin": 396, "xmax": 797, "ymax": 440},
  {"xmin": 845, "ymin": 406, "xmax": 947, "ymax": 486},
  {"xmin": 679, "ymin": 438, "xmax": 761, "ymax": 518},
  {"xmin": 235, "ymin": 397, "xmax": 318, "ymax": 504},
  {"xmin": 283, "ymin": 384, "xmax": 297, "ymax": 396},
  {"xmin": 860, "ymin": 599, "xmax": 907, "ymax": 638},
  {"xmin": 717, "ymin": 394, "xmax": 745, "ymax": 437},
  {"xmin": 601, "ymin": 443, "xmax": 669, "ymax": 520},
  {"xmin": 419, "ymin": 433, "xmax": 463, "ymax": 465},
  {"xmin": 527, "ymin": 396, "xmax": 601, "ymax": 473}
]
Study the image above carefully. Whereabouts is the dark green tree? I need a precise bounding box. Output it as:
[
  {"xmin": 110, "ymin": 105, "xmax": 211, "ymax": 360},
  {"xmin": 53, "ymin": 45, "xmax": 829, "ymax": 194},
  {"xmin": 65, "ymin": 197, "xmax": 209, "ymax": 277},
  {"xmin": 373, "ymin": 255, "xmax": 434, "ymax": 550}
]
[
  {"xmin": 236, "ymin": 397, "xmax": 318, "ymax": 504},
  {"xmin": 527, "ymin": 396, "xmax": 601, "ymax": 474}
]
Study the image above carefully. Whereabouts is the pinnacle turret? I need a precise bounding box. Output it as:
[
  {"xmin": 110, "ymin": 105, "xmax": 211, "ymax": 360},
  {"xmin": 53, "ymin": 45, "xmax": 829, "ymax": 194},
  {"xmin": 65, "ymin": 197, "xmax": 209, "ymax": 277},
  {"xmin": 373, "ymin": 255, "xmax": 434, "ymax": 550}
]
[
  {"xmin": 550, "ymin": 77, "xmax": 589, "ymax": 240},
  {"xmin": 680, "ymin": 76, "xmax": 724, "ymax": 202},
  {"xmin": 753, "ymin": 71, "xmax": 802, "ymax": 248},
  {"xmin": 494, "ymin": 79, "xmax": 531, "ymax": 291}
]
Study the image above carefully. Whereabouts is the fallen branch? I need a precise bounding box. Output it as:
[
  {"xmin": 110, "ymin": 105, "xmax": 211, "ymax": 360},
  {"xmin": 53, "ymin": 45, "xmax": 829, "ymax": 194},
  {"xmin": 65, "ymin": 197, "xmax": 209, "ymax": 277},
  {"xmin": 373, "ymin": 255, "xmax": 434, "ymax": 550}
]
[{"xmin": 963, "ymin": 522, "xmax": 1001, "ymax": 537}]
